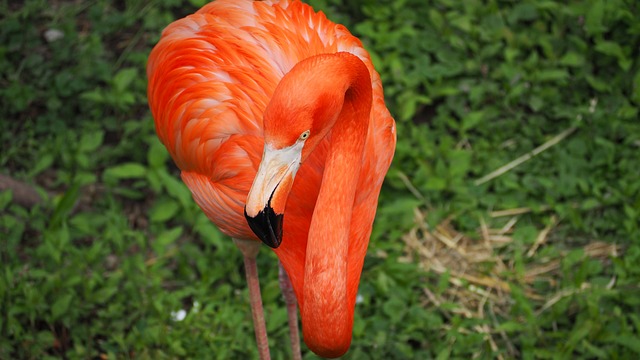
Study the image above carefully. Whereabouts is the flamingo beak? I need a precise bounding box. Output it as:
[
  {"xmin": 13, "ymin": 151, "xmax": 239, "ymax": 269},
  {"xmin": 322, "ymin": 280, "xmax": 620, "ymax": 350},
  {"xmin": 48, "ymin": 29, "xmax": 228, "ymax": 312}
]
[
  {"xmin": 245, "ymin": 142, "xmax": 303, "ymax": 248},
  {"xmin": 244, "ymin": 190, "xmax": 283, "ymax": 248}
]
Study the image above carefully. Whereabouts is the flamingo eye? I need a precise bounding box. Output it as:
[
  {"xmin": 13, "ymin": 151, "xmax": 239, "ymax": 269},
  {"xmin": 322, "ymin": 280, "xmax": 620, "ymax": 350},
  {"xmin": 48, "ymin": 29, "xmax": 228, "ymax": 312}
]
[{"xmin": 299, "ymin": 130, "xmax": 310, "ymax": 141}]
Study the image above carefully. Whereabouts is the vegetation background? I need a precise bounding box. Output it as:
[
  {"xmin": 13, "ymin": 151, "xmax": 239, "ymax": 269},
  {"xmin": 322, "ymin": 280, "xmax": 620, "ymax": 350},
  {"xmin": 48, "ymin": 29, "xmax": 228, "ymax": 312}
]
[{"xmin": 1, "ymin": 0, "xmax": 639, "ymax": 358}]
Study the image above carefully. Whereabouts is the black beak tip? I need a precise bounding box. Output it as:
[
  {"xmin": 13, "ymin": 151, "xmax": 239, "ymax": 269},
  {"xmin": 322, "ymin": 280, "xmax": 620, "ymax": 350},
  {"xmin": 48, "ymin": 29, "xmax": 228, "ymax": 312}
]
[{"xmin": 244, "ymin": 206, "xmax": 283, "ymax": 248}]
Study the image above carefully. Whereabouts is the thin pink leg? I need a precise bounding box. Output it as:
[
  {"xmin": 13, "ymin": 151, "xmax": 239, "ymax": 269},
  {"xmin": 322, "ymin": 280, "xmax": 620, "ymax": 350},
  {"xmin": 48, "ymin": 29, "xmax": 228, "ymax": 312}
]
[
  {"xmin": 234, "ymin": 239, "xmax": 271, "ymax": 360},
  {"xmin": 279, "ymin": 262, "xmax": 301, "ymax": 360}
]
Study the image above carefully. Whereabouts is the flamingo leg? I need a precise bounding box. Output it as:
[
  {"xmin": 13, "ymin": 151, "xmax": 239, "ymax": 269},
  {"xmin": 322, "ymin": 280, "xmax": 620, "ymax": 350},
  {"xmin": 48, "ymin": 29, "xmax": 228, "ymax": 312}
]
[
  {"xmin": 233, "ymin": 239, "xmax": 271, "ymax": 360},
  {"xmin": 279, "ymin": 262, "xmax": 302, "ymax": 360}
]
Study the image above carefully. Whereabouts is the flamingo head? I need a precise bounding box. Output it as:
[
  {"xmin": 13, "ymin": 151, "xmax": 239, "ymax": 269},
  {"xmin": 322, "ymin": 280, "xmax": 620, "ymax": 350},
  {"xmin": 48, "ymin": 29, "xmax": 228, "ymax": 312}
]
[{"xmin": 244, "ymin": 54, "xmax": 351, "ymax": 248}]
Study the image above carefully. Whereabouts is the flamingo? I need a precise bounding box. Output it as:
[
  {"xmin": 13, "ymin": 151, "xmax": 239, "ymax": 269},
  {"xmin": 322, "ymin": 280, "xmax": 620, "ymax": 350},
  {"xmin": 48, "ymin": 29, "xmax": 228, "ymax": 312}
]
[{"xmin": 147, "ymin": 0, "xmax": 396, "ymax": 358}]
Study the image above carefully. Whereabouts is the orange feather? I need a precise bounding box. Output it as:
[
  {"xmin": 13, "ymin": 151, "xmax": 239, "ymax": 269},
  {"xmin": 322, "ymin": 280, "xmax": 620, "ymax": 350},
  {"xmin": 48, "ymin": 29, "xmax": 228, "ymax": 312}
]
[{"xmin": 147, "ymin": 0, "xmax": 395, "ymax": 357}]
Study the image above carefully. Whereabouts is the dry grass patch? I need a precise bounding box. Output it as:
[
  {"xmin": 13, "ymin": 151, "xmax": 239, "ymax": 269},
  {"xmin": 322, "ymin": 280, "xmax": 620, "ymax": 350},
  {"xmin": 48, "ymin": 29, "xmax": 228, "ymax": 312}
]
[{"xmin": 401, "ymin": 207, "xmax": 622, "ymax": 358}]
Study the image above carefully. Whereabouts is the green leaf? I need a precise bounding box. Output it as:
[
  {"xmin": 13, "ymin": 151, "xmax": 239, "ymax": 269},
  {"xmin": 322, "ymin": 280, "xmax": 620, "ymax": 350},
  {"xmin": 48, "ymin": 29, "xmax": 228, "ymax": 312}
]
[
  {"xmin": 496, "ymin": 321, "xmax": 526, "ymax": 333},
  {"xmin": 95, "ymin": 286, "xmax": 119, "ymax": 305},
  {"xmin": 150, "ymin": 199, "xmax": 180, "ymax": 223},
  {"xmin": 429, "ymin": 9, "xmax": 445, "ymax": 31},
  {"xmin": 529, "ymin": 96, "xmax": 544, "ymax": 112},
  {"xmin": 398, "ymin": 92, "xmax": 431, "ymax": 122},
  {"xmin": 585, "ymin": 0, "xmax": 605, "ymax": 35},
  {"xmin": 567, "ymin": 321, "xmax": 592, "ymax": 350},
  {"xmin": 157, "ymin": 169, "xmax": 192, "ymax": 208},
  {"xmin": 382, "ymin": 297, "xmax": 405, "ymax": 323},
  {"xmin": 147, "ymin": 168, "xmax": 163, "ymax": 193},
  {"xmin": 28, "ymin": 153, "xmax": 54, "ymax": 177},
  {"xmin": 586, "ymin": 75, "xmax": 611, "ymax": 92},
  {"xmin": 188, "ymin": 0, "xmax": 208, "ymax": 7},
  {"xmin": 595, "ymin": 41, "xmax": 623, "ymax": 58},
  {"xmin": 50, "ymin": 184, "xmax": 80, "ymax": 229},
  {"xmin": 170, "ymin": 340, "xmax": 187, "ymax": 356},
  {"xmin": 147, "ymin": 137, "xmax": 169, "ymax": 168},
  {"xmin": 80, "ymin": 89, "xmax": 104, "ymax": 103},
  {"xmin": 513, "ymin": 225, "xmax": 537, "ymax": 245},
  {"xmin": 104, "ymin": 163, "xmax": 147, "ymax": 179},
  {"xmin": 449, "ymin": 150, "xmax": 471, "ymax": 176},
  {"xmin": 450, "ymin": 14, "xmax": 472, "ymax": 33},
  {"xmin": 461, "ymin": 111, "xmax": 484, "ymax": 131},
  {"xmin": 0, "ymin": 190, "xmax": 12, "ymax": 210},
  {"xmin": 78, "ymin": 130, "xmax": 104, "ymax": 153},
  {"xmin": 581, "ymin": 340, "xmax": 609, "ymax": 358},
  {"xmin": 112, "ymin": 68, "xmax": 138, "ymax": 92},
  {"xmin": 559, "ymin": 52, "xmax": 584, "ymax": 67},
  {"xmin": 617, "ymin": 105, "xmax": 638, "ymax": 119},
  {"xmin": 610, "ymin": 334, "xmax": 640, "ymax": 354},
  {"xmin": 436, "ymin": 271, "xmax": 450, "ymax": 295},
  {"xmin": 37, "ymin": 331, "xmax": 55, "ymax": 346},
  {"xmin": 632, "ymin": 71, "xmax": 640, "ymax": 104},
  {"xmin": 536, "ymin": 69, "xmax": 568, "ymax": 82},
  {"xmin": 153, "ymin": 226, "xmax": 183, "ymax": 255},
  {"xmin": 74, "ymin": 171, "xmax": 97, "ymax": 186},
  {"xmin": 425, "ymin": 177, "xmax": 447, "ymax": 190},
  {"xmin": 563, "ymin": 249, "xmax": 585, "ymax": 270},
  {"xmin": 595, "ymin": 41, "xmax": 630, "ymax": 70},
  {"xmin": 436, "ymin": 346, "xmax": 452, "ymax": 360},
  {"xmin": 508, "ymin": 3, "xmax": 538, "ymax": 23},
  {"xmin": 51, "ymin": 294, "xmax": 73, "ymax": 320}
]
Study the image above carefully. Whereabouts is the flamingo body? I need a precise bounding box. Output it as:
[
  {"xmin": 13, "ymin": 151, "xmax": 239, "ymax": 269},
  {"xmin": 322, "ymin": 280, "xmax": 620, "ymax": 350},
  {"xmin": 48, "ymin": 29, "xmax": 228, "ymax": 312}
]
[{"xmin": 147, "ymin": 0, "xmax": 395, "ymax": 357}]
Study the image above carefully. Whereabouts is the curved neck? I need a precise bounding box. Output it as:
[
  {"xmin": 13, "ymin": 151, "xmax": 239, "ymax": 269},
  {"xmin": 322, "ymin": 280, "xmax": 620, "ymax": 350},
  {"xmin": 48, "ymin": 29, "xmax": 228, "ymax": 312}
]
[{"xmin": 301, "ymin": 53, "xmax": 372, "ymax": 357}]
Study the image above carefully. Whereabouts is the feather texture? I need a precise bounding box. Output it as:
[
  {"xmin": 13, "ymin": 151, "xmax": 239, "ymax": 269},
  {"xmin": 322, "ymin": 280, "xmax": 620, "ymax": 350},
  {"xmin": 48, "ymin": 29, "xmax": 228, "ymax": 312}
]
[{"xmin": 147, "ymin": 0, "xmax": 395, "ymax": 356}]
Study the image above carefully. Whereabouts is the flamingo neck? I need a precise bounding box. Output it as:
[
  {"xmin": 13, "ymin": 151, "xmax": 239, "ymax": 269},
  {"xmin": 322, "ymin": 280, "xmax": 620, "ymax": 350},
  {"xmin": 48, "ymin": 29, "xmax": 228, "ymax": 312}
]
[{"xmin": 301, "ymin": 53, "xmax": 372, "ymax": 358}]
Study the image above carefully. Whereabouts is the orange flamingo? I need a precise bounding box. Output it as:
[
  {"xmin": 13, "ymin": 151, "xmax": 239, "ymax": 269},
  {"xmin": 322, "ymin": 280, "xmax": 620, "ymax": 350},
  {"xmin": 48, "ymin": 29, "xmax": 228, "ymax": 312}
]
[{"xmin": 147, "ymin": 0, "xmax": 395, "ymax": 358}]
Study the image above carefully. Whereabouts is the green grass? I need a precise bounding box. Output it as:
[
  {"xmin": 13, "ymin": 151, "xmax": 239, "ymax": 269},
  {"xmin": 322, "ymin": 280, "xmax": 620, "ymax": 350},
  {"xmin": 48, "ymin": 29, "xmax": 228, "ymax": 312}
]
[{"xmin": 1, "ymin": 0, "xmax": 639, "ymax": 359}]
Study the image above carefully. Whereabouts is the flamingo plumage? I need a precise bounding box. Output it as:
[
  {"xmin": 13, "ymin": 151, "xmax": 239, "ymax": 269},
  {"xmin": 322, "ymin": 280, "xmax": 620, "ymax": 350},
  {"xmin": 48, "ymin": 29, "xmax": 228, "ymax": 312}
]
[{"xmin": 147, "ymin": 0, "xmax": 395, "ymax": 358}]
